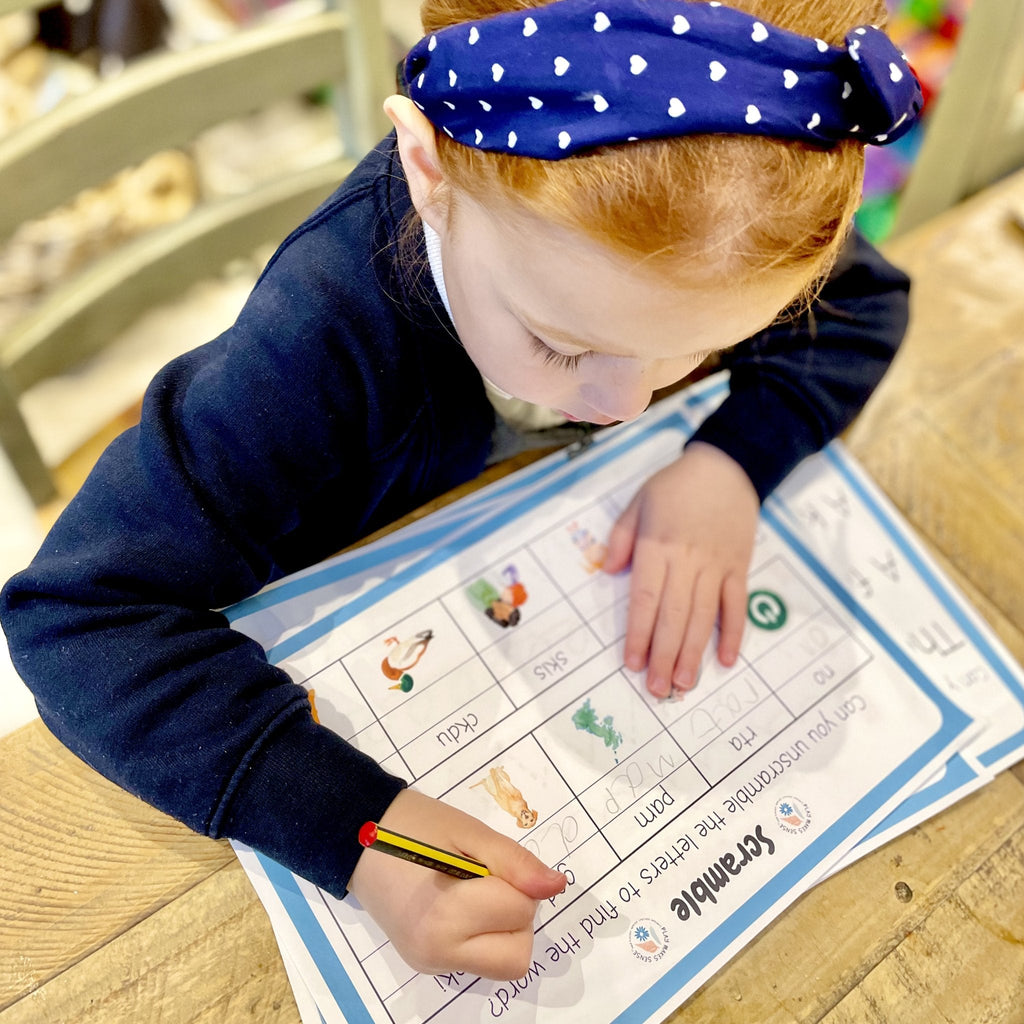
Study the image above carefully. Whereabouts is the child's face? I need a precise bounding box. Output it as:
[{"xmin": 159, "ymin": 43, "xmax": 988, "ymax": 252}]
[{"xmin": 435, "ymin": 192, "xmax": 814, "ymax": 424}]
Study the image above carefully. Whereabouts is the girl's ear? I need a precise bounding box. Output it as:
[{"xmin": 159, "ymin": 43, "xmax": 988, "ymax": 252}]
[{"xmin": 384, "ymin": 95, "xmax": 448, "ymax": 232}]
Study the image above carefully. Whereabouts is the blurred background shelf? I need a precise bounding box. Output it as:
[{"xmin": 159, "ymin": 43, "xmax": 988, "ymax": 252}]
[
  {"xmin": 0, "ymin": 0, "xmax": 418, "ymax": 734},
  {"xmin": 0, "ymin": 0, "xmax": 395, "ymax": 505},
  {"xmin": 1, "ymin": 0, "xmax": 1023, "ymax": 736}
]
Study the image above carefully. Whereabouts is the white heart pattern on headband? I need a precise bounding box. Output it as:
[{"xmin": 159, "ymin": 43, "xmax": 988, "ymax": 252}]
[{"xmin": 405, "ymin": 0, "xmax": 923, "ymax": 159}]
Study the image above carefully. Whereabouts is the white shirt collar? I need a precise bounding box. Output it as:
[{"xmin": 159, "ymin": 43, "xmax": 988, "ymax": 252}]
[
  {"xmin": 423, "ymin": 222, "xmax": 516, "ymax": 401},
  {"xmin": 423, "ymin": 221, "xmax": 454, "ymax": 323}
]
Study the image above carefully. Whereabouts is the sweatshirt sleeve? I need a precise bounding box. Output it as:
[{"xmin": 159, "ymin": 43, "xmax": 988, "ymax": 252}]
[
  {"xmin": 689, "ymin": 229, "xmax": 911, "ymax": 501},
  {"xmin": 0, "ymin": 182, "xmax": 478, "ymax": 897}
]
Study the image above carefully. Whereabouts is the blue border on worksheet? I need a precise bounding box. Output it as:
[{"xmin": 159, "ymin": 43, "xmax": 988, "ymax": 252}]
[
  {"xmin": 860, "ymin": 750, "xmax": 976, "ymax": 841},
  {"xmin": 259, "ymin": 410, "xmax": 686, "ymax": 662},
  {"xmin": 607, "ymin": 494, "xmax": 974, "ymax": 1024},
  {"xmin": 224, "ymin": 448, "xmax": 578, "ymax": 621},
  {"xmin": 226, "ymin": 376, "xmax": 734, "ymax": 625},
  {"xmin": 236, "ymin": 404, "xmax": 981, "ymax": 1024},
  {"xmin": 256, "ymin": 852, "xmax": 374, "ymax": 1024},
  {"xmin": 820, "ymin": 445, "xmax": 1024, "ymax": 769},
  {"xmin": 763, "ymin": 449, "xmax": 987, "ymax": 841}
]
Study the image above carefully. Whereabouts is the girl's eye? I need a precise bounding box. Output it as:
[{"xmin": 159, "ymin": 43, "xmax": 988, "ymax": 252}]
[{"xmin": 530, "ymin": 335, "xmax": 588, "ymax": 372}]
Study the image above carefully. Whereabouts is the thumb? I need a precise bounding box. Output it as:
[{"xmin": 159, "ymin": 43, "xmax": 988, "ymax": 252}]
[
  {"xmin": 484, "ymin": 835, "xmax": 566, "ymax": 900},
  {"xmin": 602, "ymin": 496, "xmax": 640, "ymax": 575}
]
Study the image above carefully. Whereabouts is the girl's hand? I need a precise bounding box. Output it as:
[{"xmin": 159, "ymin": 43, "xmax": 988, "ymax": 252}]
[
  {"xmin": 603, "ymin": 442, "xmax": 759, "ymax": 698},
  {"xmin": 347, "ymin": 788, "xmax": 566, "ymax": 980}
]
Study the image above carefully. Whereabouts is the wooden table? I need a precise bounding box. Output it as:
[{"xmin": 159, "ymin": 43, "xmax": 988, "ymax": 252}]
[{"xmin": 3, "ymin": 172, "xmax": 1024, "ymax": 1024}]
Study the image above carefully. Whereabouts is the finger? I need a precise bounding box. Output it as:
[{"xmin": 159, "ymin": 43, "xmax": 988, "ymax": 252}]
[
  {"xmin": 394, "ymin": 884, "xmax": 536, "ymax": 980},
  {"xmin": 470, "ymin": 832, "xmax": 565, "ymax": 900},
  {"xmin": 622, "ymin": 544, "xmax": 668, "ymax": 678},
  {"xmin": 672, "ymin": 570, "xmax": 721, "ymax": 691},
  {"xmin": 717, "ymin": 572, "xmax": 748, "ymax": 667},
  {"xmin": 458, "ymin": 876, "xmax": 541, "ymax": 933},
  {"xmin": 645, "ymin": 563, "xmax": 695, "ymax": 698},
  {"xmin": 453, "ymin": 924, "xmax": 538, "ymax": 981},
  {"xmin": 602, "ymin": 496, "xmax": 640, "ymax": 574}
]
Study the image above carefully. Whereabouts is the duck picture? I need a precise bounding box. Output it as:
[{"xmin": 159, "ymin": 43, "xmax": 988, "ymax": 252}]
[{"xmin": 380, "ymin": 629, "xmax": 435, "ymax": 691}]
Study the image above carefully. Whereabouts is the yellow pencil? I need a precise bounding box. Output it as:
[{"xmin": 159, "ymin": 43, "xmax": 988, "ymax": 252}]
[{"xmin": 358, "ymin": 821, "xmax": 490, "ymax": 879}]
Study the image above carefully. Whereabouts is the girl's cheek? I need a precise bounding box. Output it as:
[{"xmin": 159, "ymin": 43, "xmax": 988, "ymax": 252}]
[{"xmin": 653, "ymin": 355, "xmax": 709, "ymax": 390}]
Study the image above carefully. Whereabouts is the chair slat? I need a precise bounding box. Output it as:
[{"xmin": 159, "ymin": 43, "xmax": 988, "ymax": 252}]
[
  {"xmin": 2, "ymin": 159, "xmax": 352, "ymax": 394},
  {"xmin": 0, "ymin": 10, "xmax": 352, "ymax": 241}
]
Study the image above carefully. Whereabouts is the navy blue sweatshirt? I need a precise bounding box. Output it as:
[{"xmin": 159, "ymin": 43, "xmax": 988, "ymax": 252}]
[{"xmin": 0, "ymin": 136, "xmax": 910, "ymax": 897}]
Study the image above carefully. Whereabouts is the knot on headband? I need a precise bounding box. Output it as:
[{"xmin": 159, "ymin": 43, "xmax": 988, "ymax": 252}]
[{"xmin": 403, "ymin": 0, "xmax": 923, "ymax": 158}]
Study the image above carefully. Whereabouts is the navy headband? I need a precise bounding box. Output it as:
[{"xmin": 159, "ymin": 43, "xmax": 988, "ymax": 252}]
[{"xmin": 403, "ymin": 0, "xmax": 922, "ymax": 158}]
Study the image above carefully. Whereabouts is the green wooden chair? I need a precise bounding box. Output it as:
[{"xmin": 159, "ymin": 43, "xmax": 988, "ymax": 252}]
[{"xmin": 0, "ymin": 0, "xmax": 392, "ymax": 504}]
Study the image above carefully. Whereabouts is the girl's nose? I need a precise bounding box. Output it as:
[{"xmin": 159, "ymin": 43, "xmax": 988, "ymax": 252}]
[{"xmin": 579, "ymin": 358, "xmax": 653, "ymax": 422}]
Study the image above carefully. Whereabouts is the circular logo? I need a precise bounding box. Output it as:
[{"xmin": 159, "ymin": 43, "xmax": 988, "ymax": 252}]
[
  {"xmin": 748, "ymin": 590, "xmax": 788, "ymax": 630},
  {"xmin": 775, "ymin": 796, "xmax": 812, "ymax": 834},
  {"xmin": 628, "ymin": 918, "xmax": 670, "ymax": 964}
]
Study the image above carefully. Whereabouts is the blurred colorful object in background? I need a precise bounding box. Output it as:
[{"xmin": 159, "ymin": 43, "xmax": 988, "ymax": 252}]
[{"xmin": 857, "ymin": 0, "xmax": 972, "ymax": 241}]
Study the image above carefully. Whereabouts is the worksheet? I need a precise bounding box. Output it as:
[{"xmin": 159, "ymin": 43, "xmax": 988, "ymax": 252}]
[
  {"xmin": 773, "ymin": 448, "xmax": 1024, "ymax": 775},
  {"xmin": 684, "ymin": 379, "xmax": 1024, "ymax": 862},
  {"xmin": 229, "ymin": 387, "xmax": 983, "ymax": 1024}
]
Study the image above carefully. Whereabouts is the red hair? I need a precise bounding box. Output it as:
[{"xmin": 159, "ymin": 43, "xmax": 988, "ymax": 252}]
[{"xmin": 418, "ymin": 0, "xmax": 885, "ymax": 287}]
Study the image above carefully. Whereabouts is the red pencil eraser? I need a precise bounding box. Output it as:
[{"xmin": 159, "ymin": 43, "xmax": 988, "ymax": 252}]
[{"xmin": 358, "ymin": 821, "xmax": 378, "ymax": 847}]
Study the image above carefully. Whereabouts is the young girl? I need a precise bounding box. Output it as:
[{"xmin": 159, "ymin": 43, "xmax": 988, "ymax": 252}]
[{"xmin": 1, "ymin": 0, "xmax": 918, "ymax": 983}]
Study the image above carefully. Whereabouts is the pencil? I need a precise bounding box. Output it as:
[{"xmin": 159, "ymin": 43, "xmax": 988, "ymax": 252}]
[{"xmin": 358, "ymin": 821, "xmax": 490, "ymax": 879}]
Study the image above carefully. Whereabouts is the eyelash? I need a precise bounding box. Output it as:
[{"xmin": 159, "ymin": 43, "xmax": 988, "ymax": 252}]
[
  {"xmin": 529, "ymin": 337, "xmax": 714, "ymax": 372},
  {"xmin": 530, "ymin": 335, "xmax": 588, "ymax": 372}
]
